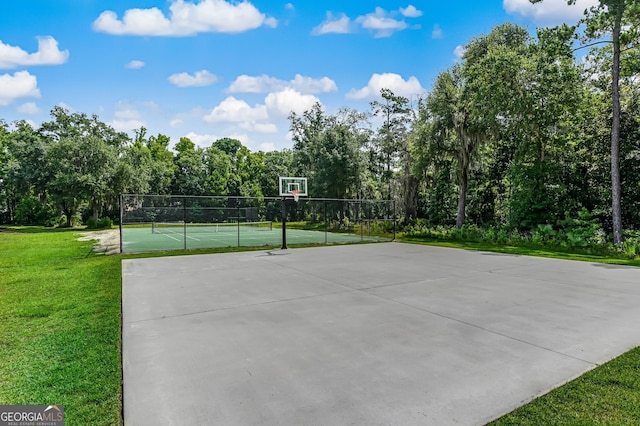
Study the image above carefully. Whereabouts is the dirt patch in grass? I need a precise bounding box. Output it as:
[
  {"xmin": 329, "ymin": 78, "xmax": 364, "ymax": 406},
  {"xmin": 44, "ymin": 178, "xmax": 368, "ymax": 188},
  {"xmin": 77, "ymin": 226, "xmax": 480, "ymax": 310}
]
[{"xmin": 77, "ymin": 229, "xmax": 120, "ymax": 255}]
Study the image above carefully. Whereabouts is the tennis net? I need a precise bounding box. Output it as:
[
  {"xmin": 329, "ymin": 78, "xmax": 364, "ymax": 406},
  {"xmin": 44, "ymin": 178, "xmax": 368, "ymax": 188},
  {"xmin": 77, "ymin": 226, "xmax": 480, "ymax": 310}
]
[{"xmin": 151, "ymin": 221, "xmax": 273, "ymax": 234}]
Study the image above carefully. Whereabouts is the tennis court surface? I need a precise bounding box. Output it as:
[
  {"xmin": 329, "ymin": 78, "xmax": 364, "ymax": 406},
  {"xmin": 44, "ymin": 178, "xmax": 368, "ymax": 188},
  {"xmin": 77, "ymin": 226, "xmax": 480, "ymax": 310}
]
[
  {"xmin": 120, "ymin": 222, "xmax": 388, "ymax": 252},
  {"xmin": 122, "ymin": 243, "xmax": 640, "ymax": 425}
]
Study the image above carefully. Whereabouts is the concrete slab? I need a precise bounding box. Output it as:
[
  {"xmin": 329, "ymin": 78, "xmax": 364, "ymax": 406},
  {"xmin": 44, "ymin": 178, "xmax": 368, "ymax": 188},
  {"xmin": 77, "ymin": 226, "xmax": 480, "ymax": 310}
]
[{"xmin": 122, "ymin": 243, "xmax": 640, "ymax": 425}]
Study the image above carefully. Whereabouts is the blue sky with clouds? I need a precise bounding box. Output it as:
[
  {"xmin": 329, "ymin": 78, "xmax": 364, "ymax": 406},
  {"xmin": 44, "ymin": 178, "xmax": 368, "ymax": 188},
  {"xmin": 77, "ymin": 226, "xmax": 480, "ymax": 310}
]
[{"xmin": 0, "ymin": 0, "xmax": 597, "ymax": 151}]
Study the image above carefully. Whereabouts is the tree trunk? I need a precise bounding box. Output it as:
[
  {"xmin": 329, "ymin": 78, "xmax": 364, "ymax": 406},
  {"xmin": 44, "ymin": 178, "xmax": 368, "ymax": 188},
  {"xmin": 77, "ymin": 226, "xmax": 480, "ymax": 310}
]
[
  {"xmin": 456, "ymin": 144, "xmax": 470, "ymax": 229},
  {"xmin": 456, "ymin": 170, "xmax": 468, "ymax": 229},
  {"xmin": 455, "ymin": 130, "xmax": 473, "ymax": 229},
  {"xmin": 403, "ymin": 146, "xmax": 418, "ymax": 221},
  {"xmin": 611, "ymin": 7, "xmax": 623, "ymax": 244},
  {"xmin": 64, "ymin": 206, "xmax": 72, "ymax": 227},
  {"xmin": 92, "ymin": 197, "xmax": 99, "ymax": 221},
  {"xmin": 404, "ymin": 175, "xmax": 419, "ymax": 222}
]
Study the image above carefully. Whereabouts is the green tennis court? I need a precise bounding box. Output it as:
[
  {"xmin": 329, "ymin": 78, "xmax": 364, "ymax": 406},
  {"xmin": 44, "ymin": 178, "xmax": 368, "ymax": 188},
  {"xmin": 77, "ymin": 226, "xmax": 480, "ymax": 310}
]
[
  {"xmin": 120, "ymin": 222, "xmax": 388, "ymax": 252},
  {"xmin": 119, "ymin": 194, "xmax": 397, "ymax": 253}
]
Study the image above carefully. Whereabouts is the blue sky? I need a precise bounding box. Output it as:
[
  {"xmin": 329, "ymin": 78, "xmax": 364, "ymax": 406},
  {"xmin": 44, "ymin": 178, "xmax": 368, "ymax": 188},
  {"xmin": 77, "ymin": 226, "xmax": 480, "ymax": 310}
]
[{"xmin": 0, "ymin": 0, "xmax": 596, "ymax": 151}]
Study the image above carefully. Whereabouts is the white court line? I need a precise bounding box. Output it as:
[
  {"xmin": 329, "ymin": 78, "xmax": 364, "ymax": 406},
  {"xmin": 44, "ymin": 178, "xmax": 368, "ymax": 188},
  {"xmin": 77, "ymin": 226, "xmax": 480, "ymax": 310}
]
[
  {"xmin": 158, "ymin": 231, "xmax": 200, "ymax": 241},
  {"xmin": 160, "ymin": 233, "xmax": 180, "ymax": 241}
]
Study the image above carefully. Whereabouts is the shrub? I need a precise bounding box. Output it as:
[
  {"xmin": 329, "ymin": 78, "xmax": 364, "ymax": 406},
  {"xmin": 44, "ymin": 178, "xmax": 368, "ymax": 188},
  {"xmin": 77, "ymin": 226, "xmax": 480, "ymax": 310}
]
[
  {"xmin": 621, "ymin": 231, "xmax": 640, "ymax": 258},
  {"xmin": 45, "ymin": 214, "xmax": 66, "ymax": 228},
  {"xmin": 557, "ymin": 208, "xmax": 604, "ymax": 248},
  {"xmin": 86, "ymin": 217, "xmax": 113, "ymax": 229},
  {"xmin": 15, "ymin": 195, "xmax": 59, "ymax": 226},
  {"xmin": 532, "ymin": 224, "xmax": 556, "ymax": 244}
]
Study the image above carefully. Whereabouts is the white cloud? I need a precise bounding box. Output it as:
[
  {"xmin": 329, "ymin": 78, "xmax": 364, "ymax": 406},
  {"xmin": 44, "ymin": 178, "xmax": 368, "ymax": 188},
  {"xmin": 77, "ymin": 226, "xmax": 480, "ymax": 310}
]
[
  {"xmin": 125, "ymin": 60, "xmax": 145, "ymax": 69},
  {"xmin": 93, "ymin": 0, "xmax": 276, "ymax": 36},
  {"xmin": 0, "ymin": 36, "xmax": 69, "ymax": 69},
  {"xmin": 313, "ymin": 6, "xmax": 422, "ymax": 38},
  {"xmin": 114, "ymin": 101, "xmax": 143, "ymax": 120},
  {"xmin": 346, "ymin": 73, "xmax": 424, "ymax": 100},
  {"xmin": 168, "ymin": 70, "xmax": 218, "ymax": 87},
  {"xmin": 169, "ymin": 106, "xmax": 207, "ymax": 129},
  {"xmin": 111, "ymin": 119, "xmax": 146, "ymax": 132},
  {"xmin": 311, "ymin": 12, "xmax": 351, "ymax": 35},
  {"xmin": 432, "ymin": 24, "xmax": 443, "ymax": 39},
  {"xmin": 264, "ymin": 17, "xmax": 278, "ymax": 28},
  {"xmin": 184, "ymin": 131, "xmax": 251, "ymax": 148},
  {"xmin": 56, "ymin": 101, "xmax": 75, "ymax": 112},
  {"xmin": 265, "ymin": 88, "xmax": 320, "ymax": 117},
  {"xmin": 355, "ymin": 7, "xmax": 408, "ymax": 38},
  {"xmin": 17, "ymin": 102, "xmax": 40, "ymax": 115},
  {"xmin": 183, "ymin": 131, "xmax": 216, "ymax": 147},
  {"xmin": 170, "ymin": 118, "xmax": 184, "ymax": 127},
  {"xmin": 285, "ymin": 3, "xmax": 294, "ymax": 11},
  {"xmin": 204, "ymin": 96, "xmax": 269, "ymax": 122},
  {"xmin": 227, "ymin": 74, "xmax": 283, "ymax": 93},
  {"xmin": 0, "ymin": 71, "xmax": 40, "ymax": 106},
  {"xmin": 201, "ymin": 90, "xmax": 319, "ymax": 141},
  {"xmin": 260, "ymin": 142, "xmax": 276, "ymax": 152},
  {"xmin": 503, "ymin": 0, "xmax": 598, "ymax": 25},
  {"xmin": 241, "ymin": 121, "xmax": 278, "ymax": 133},
  {"xmin": 400, "ymin": 5, "xmax": 423, "ymax": 18},
  {"xmin": 227, "ymin": 74, "xmax": 337, "ymax": 94},
  {"xmin": 107, "ymin": 101, "xmax": 148, "ymax": 132},
  {"xmin": 290, "ymin": 74, "xmax": 338, "ymax": 94},
  {"xmin": 454, "ymin": 45, "xmax": 466, "ymax": 60}
]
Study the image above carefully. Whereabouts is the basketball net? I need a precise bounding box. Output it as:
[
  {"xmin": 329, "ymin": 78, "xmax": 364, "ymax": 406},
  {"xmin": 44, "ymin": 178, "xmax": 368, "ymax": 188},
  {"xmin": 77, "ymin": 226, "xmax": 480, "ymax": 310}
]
[{"xmin": 291, "ymin": 189, "xmax": 301, "ymax": 202}]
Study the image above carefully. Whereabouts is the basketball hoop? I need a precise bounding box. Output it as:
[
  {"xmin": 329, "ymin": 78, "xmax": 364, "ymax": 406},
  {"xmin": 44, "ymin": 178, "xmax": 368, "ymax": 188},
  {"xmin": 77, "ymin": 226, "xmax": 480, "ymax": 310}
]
[{"xmin": 291, "ymin": 189, "xmax": 301, "ymax": 202}]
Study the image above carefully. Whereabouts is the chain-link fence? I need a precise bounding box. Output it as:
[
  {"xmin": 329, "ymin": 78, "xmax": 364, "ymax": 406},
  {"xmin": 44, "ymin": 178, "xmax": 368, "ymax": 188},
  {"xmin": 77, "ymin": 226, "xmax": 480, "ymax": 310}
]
[{"xmin": 119, "ymin": 194, "xmax": 396, "ymax": 253}]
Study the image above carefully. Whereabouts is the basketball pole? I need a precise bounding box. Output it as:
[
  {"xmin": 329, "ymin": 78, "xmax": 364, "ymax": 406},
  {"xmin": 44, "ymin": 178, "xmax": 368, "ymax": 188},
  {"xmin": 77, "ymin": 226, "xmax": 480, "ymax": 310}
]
[{"xmin": 281, "ymin": 195, "xmax": 287, "ymax": 250}]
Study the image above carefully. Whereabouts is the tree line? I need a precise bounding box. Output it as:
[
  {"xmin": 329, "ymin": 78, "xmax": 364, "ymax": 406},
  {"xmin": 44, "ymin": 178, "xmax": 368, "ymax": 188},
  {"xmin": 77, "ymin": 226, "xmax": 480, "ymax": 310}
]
[{"xmin": 1, "ymin": 11, "xmax": 639, "ymax": 242}]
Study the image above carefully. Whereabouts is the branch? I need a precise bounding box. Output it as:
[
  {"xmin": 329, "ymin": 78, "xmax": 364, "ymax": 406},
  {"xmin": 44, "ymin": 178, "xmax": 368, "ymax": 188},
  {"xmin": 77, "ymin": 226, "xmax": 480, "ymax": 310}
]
[
  {"xmin": 571, "ymin": 40, "xmax": 612, "ymax": 52},
  {"xmin": 573, "ymin": 40, "xmax": 639, "ymax": 54}
]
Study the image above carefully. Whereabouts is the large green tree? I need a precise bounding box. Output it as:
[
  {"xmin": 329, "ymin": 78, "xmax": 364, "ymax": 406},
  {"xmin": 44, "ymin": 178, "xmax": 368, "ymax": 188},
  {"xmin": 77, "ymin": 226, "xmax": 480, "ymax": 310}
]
[
  {"xmin": 0, "ymin": 121, "xmax": 12, "ymax": 222},
  {"xmin": 371, "ymin": 89, "xmax": 418, "ymax": 220},
  {"xmin": 500, "ymin": 26, "xmax": 586, "ymax": 227},
  {"xmin": 203, "ymin": 146, "xmax": 232, "ymax": 196},
  {"xmin": 47, "ymin": 135, "xmax": 118, "ymax": 225},
  {"xmin": 259, "ymin": 150, "xmax": 292, "ymax": 197},
  {"xmin": 4, "ymin": 121, "xmax": 51, "ymax": 203},
  {"xmin": 290, "ymin": 102, "xmax": 327, "ymax": 186},
  {"xmin": 530, "ymin": 0, "xmax": 640, "ymax": 241},
  {"xmin": 146, "ymin": 133, "xmax": 175, "ymax": 195},
  {"xmin": 171, "ymin": 137, "xmax": 206, "ymax": 196},
  {"xmin": 290, "ymin": 106, "xmax": 366, "ymax": 199},
  {"xmin": 417, "ymin": 67, "xmax": 472, "ymax": 228},
  {"xmin": 124, "ymin": 127, "xmax": 175, "ymax": 196},
  {"xmin": 40, "ymin": 106, "xmax": 128, "ymax": 148}
]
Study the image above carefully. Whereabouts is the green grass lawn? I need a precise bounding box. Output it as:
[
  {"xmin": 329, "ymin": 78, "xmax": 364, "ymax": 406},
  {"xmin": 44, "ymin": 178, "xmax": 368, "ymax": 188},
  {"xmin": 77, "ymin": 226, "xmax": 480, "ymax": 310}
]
[
  {"xmin": 1, "ymin": 228, "xmax": 638, "ymax": 425},
  {"xmin": 489, "ymin": 346, "xmax": 640, "ymax": 425},
  {"xmin": 0, "ymin": 228, "xmax": 122, "ymax": 425}
]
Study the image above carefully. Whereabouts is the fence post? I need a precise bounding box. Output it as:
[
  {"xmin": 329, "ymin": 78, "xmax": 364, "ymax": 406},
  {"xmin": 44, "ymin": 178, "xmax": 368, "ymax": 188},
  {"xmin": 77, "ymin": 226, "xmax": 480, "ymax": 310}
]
[
  {"xmin": 183, "ymin": 197, "xmax": 187, "ymax": 250},
  {"xmin": 356, "ymin": 201, "xmax": 365, "ymax": 241},
  {"xmin": 281, "ymin": 196, "xmax": 287, "ymax": 249},
  {"xmin": 237, "ymin": 203, "xmax": 241, "ymax": 247},
  {"xmin": 393, "ymin": 200, "xmax": 396, "ymax": 241},
  {"xmin": 119, "ymin": 194, "xmax": 123, "ymax": 254},
  {"xmin": 324, "ymin": 199, "xmax": 328, "ymax": 244}
]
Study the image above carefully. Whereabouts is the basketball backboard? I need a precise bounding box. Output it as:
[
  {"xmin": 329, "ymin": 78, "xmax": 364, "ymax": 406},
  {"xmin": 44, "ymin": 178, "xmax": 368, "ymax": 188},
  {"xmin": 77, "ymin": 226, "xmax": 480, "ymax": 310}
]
[{"xmin": 279, "ymin": 177, "xmax": 308, "ymax": 197}]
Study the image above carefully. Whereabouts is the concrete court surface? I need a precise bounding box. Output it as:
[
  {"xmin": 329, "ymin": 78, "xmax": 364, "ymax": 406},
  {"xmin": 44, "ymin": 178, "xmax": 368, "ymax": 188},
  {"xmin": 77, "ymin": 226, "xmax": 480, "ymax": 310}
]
[{"xmin": 122, "ymin": 242, "xmax": 640, "ymax": 425}]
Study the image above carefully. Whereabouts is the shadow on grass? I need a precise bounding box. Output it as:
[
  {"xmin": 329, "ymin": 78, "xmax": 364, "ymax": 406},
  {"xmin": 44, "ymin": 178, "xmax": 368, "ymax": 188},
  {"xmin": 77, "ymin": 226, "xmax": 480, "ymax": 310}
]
[
  {"xmin": 401, "ymin": 237, "xmax": 640, "ymax": 268},
  {"xmin": 1, "ymin": 225, "xmax": 94, "ymax": 234}
]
